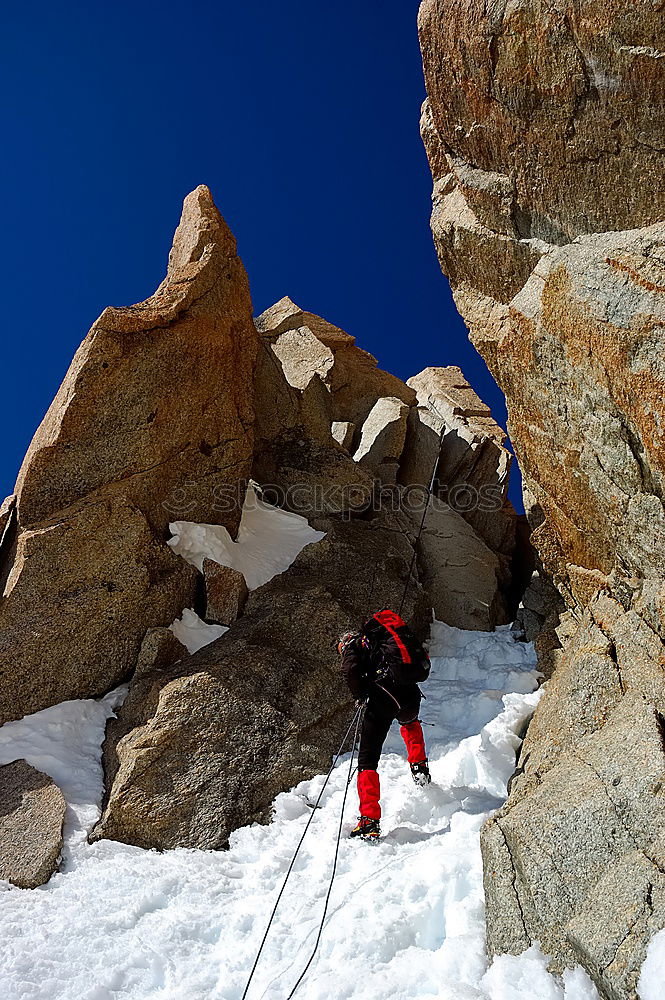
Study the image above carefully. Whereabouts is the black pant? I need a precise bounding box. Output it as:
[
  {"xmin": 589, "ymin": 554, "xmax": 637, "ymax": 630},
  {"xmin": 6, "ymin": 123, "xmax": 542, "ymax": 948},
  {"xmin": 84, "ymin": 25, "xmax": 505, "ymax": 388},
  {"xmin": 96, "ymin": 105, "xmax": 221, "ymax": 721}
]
[{"xmin": 358, "ymin": 682, "xmax": 422, "ymax": 772}]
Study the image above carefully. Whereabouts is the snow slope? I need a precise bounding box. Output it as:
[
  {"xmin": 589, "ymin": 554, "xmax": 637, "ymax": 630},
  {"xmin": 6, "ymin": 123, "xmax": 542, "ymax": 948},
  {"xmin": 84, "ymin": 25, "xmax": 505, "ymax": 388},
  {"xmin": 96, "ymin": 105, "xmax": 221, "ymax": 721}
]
[{"xmin": 0, "ymin": 621, "xmax": 606, "ymax": 1000}]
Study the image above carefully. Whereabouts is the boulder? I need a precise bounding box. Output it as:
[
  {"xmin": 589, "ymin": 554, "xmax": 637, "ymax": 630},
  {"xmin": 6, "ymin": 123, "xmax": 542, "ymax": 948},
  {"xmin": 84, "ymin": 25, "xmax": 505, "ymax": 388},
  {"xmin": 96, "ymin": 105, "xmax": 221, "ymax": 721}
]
[
  {"xmin": 255, "ymin": 295, "xmax": 356, "ymax": 349},
  {"xmin": 92, "ymin": 511, "xmax": 430, "ymax": 851},
  {"xmin": 332, "ymin": 421, "xmax": 355, "ymax": 450},
  {"xmin": 254, "ymin": 428, "xmax": 376, "ymax": 519},
  {"xmin": 353, "ymin": 397, "xmax": 410, "ymax": 482},
  {"xmin": 400, "ymin": 367, "xmax": 516, "ymax": 559},
  {"xmin": 0, "ymin": 760, "xmax": 66, "ymax": 889},
  {"xmin": 203, "ymin": 559, "xmax": 248, "ymax": 624},
  {"xmin": 398, "ymin": 390, "xmax": 444, "ymax": 492},
  {"xmin": 134, "ymin": 627, "xmax": 188, "ymax": 682},
  {"xmin": 98, "ymin": 628, "xmax": 188, "ymax": 807},
  {"xmin": 256, "ymin": 297, "xmax": 416, "ymax": 428},
  {"xmin": 252, "ymin": 329, "xmax": 304, "ymax": 448},
  {"xmin": 326, "ymin": 346, "xmax": 416, "ymax": 429},
  {"xmin": 415, "ymin": 495, "xmax": 509, "ymax": 630},
  {"xmin": 252, "ymin": 309, "xmax": 376, "ymax": 518},
  {"xmin": 299, "ymin": 374, "xmax": 335, "ymax": 447},
  {"xmin": 0, "ymin": 497, "xmax": 197, "ymax": 721},
  {"xmin": 514, "ymin": 565, "xmax": 566, "ymax": 660},
  {"xmin": 0, "ymin": 186, "xmax": 257, "ymax": 724},
  {"xmin": 268, "ymin": 325, "xmax": 335, "ymax": 391}
]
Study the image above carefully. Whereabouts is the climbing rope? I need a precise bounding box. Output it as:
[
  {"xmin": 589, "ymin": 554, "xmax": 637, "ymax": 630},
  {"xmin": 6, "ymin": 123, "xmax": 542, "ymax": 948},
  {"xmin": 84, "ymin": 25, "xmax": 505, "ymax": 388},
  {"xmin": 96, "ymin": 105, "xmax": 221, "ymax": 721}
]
[
  {"xmin": 285, "ymin": 704, "xmax": 363, "ymax": 998},
  {"xmin": 241, "ymin": 703, "xmax": 364, "ymax": 1000},
  {"xmin": 365, "ymin": 554, "xmax": 381, "ymax": 609}
]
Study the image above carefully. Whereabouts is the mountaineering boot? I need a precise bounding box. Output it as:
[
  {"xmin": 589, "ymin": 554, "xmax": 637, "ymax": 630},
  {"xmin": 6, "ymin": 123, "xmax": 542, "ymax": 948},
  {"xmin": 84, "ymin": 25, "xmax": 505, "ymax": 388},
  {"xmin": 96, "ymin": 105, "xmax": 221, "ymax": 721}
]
[
  {"xmin": 410, "ymin": 759, "xmax": 431, "ymax": 787},
  {"xmin": 349, "ymin": 816, "xmax": 381, "ymax": 842}
]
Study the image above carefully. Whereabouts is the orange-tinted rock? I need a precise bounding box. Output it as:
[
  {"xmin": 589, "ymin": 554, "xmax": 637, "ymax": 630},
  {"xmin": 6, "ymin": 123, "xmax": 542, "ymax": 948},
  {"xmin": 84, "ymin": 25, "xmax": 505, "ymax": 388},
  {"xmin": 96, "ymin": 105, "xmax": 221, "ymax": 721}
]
[
  {"xmin": 0, "ymin": 186, "xmax": 257, "ymax": 724},
  {"xmin": 15, "ymin": 185, "xmax": 257, "ymax": 534},
  {"xmin": 419, "ymin": 0, "xmax": 665, "ymax": 249},
  {"xmin": 420, "ymin": 0, "xmax": 665, "ymax": 988},
  {"xmin": 203, "ymin": 559, "xmax": 248, "ymax": 624}
]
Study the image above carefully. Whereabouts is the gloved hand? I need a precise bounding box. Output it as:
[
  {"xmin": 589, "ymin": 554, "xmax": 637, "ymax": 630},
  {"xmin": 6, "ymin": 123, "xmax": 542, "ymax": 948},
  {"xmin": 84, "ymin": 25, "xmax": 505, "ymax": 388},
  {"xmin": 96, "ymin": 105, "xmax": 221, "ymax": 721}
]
[
  {"xmin": 354, "ymin": 698, "xmax": 368, "ymax": 709},
  {"xmin": 337, "ymin": 631, "xmax": 359, "ymax": 656}
]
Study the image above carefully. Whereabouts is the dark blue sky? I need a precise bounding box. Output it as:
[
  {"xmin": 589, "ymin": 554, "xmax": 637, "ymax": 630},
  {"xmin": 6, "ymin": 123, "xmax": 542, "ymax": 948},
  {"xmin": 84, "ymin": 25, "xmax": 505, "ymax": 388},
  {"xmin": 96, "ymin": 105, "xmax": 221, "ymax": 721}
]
[{"xmin": 1, "ymin": 1, "xmax": 521, "ymax": 508}]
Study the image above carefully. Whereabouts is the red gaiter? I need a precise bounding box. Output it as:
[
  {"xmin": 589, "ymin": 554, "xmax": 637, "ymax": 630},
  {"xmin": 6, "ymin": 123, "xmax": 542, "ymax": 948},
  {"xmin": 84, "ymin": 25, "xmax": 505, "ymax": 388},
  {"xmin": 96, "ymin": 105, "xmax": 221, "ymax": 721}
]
[
  {"xmin": 357, "ymin": 769, "xmax": 381, "ymax": 820},
  {"xmin": 400, "ymin": 720, "xmax": 426, "ymax": 764}
]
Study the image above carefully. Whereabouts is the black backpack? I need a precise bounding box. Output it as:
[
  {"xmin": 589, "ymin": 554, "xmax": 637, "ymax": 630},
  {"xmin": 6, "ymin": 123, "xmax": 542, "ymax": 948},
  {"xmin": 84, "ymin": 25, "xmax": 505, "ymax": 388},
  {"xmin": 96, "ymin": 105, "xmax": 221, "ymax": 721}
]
[{"xmin": 360, "ymin": 610, "xmax": 431, "ymax": 686}]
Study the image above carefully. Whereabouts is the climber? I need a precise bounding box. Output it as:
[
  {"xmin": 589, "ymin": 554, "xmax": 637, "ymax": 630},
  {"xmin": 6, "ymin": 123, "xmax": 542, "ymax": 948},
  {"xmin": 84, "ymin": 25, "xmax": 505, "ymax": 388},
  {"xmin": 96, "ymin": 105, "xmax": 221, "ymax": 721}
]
[{"xmin": 338, "ymin": 610, "xmax": 431, "ymax": 842}]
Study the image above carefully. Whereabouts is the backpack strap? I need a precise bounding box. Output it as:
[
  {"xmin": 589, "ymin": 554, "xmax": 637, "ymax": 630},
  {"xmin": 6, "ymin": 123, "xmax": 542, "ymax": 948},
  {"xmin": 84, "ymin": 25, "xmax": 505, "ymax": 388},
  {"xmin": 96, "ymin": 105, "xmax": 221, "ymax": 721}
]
[{"xmin": 372, "ymin": 610, "xmax": 411, "ymax": 665}]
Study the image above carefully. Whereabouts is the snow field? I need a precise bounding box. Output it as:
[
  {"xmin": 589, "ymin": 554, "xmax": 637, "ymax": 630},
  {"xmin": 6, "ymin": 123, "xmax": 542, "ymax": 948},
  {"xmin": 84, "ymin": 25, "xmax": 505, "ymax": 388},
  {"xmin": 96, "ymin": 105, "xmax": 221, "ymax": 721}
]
[
  {"xmin": 0, "ymin": 619, "xmax": 605, "ymax": 999},
  {"xmin": 0, "ymin": 687, "xmax": 126, "ymax": 866}
]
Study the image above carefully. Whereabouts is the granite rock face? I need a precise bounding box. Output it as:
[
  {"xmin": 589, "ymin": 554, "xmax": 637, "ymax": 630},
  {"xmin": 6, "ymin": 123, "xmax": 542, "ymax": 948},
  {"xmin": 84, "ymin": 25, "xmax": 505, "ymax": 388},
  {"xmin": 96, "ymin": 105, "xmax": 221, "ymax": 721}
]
[
  {"xmin": 353, "ymin": 396, "xmax": 410, "ymax": 483},
  {"xmin": 416, "ymin": 495, "xmax": 508, "ymax": 631},
  {"xmin": 419, "ymin": 0, "xmax": 665, "ymax": 252},
  {"xmin": 495, "ymin": 225, "xmax": 665, "ymax": 608},
  {"xmin": 92, "ymin": 512, "xmax": 430, "ymax": 851},
  {"xmin": 483, "ymin": 595, "xmax": 665, "ymax": 999},
  {"xmin": 0, "ymin": 760, "xmax": 66, "ymax": 889},
  {"xmin": 0, "ymin": 497, "xmax": 197, "ymax": 722},
  {"xmin": 254, "ymin": 298, "xmax": 519, "ymax": 624},
  {"xmin": 0, "ymin": 186, "xmax": 257, "ymax": 724},
  {"xmin": 256, "ymin": 296, "xmax": 416, "ymax": 428},
  {"xmin": 401, "ymin": 366, "xmax": 518, "ymax": 581},
  {"xmin": 252, "ymin": 300, "xmax": 376, "ymax": 517},
  {"xmin": 420, "ymin": 2, "xmax": 665, "ymax": 995}
]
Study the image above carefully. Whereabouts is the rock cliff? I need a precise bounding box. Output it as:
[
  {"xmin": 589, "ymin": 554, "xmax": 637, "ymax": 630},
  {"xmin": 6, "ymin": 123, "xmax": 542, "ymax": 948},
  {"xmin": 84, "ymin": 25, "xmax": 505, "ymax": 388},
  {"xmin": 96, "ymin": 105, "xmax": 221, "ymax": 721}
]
[
  {"xmin": 419, "ymin": 2, "xmax": 665, "ymax": 996},
  {"xmin": 0, "ymin": 185, "xmax": 256, "ymax": 725},
  {"xmin": 0, "ymin": 186, "xmax": 522, "ymax": 855}
]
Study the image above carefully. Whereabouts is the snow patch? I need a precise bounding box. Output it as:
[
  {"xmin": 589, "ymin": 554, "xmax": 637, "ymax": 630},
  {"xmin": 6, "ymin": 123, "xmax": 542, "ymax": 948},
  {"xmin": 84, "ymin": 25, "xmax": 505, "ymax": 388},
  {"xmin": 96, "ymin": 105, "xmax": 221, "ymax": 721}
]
[
  {"xmin": 482, "ymin": 945, "xmax": 599, "ymax": 999},
  {"xmin": 638, "ymin": 927, "xmax": 665, "ymax": 999},
  {"xmin": 0, "ymin": 687, "xmax": 125, "ymax": 867},
  {"xmin": 169, "ymin": 607, "xmax": 228, "ymax": 654},
  {"xmin": 168, "ymin": 482, "xmax": 326, "ymax": 590}
]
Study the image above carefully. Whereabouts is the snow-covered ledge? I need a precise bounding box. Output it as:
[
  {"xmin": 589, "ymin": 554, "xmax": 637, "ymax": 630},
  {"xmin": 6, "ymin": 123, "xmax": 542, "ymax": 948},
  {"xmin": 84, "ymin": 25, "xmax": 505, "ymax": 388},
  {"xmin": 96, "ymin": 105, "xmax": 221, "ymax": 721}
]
[{"xmin": 167, "ymin": 482, "xmax": 326, "ymax": 591}]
